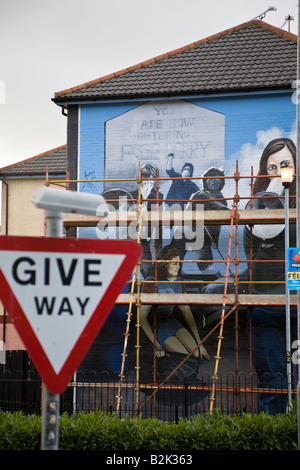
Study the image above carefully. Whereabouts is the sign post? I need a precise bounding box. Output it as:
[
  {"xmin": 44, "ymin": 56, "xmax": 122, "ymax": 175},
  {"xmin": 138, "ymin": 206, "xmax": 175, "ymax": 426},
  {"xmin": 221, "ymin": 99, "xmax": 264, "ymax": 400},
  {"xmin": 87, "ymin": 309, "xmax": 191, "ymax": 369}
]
[
  {"xmin": 41, "ymin": 207, "xmax": 63, "ymax": 450},
  {"xmin": 41, "ymin": 384, "xmax": 60, "ymax": 450},
  {"xmin": 0, "ymin": 188, "xmax": 142, "ymax": 450},
  {"xmin": 295, "ymin": 0, "xmax": 300, "ymax": 449}
]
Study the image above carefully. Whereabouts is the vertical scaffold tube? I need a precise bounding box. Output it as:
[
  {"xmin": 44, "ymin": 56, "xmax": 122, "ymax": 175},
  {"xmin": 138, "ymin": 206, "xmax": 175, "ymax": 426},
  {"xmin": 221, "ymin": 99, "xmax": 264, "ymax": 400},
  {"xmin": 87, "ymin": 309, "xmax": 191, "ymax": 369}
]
[
  {"xmin": 116, "ymin": 164, "xmax": 143, "ymax": 415},
  {"xmin": 209, "ymin": 200, "xmax": 236, "ymax": 414},
  {"xmin": 135, "ymin": 163, "xmax": 143, "ymax": 417},
  {"xmin": 116, "ymin": 265, "xmax": 138, "ymax": 414},
  {"xmin": 233, "ymin": 162, "xmax": 240, "ymax": 414}
]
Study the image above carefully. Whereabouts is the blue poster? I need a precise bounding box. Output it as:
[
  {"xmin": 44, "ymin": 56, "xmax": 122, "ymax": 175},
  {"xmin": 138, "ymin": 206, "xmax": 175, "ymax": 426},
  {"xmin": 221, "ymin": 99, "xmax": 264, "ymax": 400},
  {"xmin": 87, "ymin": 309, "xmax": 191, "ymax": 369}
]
[{"xmin": 288, "ymin": 247, "xmax": 300, "ymax": 290}]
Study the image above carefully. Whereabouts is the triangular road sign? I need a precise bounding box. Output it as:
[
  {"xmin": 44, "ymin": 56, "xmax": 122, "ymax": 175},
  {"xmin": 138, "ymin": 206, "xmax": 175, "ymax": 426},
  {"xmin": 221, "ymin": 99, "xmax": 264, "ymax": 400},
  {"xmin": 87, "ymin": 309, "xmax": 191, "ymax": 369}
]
[{"xmin": 0, "ymin": 236, "xmax": 142, "ymax": 394}]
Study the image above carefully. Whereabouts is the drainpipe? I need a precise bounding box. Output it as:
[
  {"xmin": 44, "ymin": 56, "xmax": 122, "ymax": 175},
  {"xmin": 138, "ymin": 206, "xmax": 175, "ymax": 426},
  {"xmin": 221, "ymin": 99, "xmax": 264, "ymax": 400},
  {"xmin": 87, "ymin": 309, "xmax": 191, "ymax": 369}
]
[
  {"xmin": 0, "ymin": 179, "xmax": 8, "ymax": 344},
  {"xmin": 1, "ymin": 179, "xmax": 8, "ymax": 235}
]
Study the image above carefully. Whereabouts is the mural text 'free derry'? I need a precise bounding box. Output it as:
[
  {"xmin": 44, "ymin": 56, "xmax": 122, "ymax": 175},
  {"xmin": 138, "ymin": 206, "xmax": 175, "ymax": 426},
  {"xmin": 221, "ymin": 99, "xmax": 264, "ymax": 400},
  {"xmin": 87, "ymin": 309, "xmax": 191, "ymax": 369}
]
[{"xmin": 105, "ymin": 100, "xmax": 225, "ymax": 192}]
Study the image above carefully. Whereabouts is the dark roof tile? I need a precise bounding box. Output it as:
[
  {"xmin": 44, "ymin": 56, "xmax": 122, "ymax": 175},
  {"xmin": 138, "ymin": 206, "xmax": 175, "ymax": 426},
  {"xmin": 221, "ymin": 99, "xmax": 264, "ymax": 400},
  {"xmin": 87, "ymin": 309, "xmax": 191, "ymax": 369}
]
[
  {"xmin": 53, "ymin": 20, "xmax": 297, "ymax": 103},
  {"xmin": 0, "ymin": 145, "xmax": 67, "ymax": 177}
]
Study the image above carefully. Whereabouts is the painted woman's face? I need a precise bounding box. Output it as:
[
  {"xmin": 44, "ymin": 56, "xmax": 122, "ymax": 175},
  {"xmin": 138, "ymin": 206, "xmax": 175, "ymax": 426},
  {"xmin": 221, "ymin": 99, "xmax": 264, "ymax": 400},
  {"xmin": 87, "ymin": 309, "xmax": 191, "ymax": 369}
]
[
  {"xmin": 166, "ymin": 256, "xmax": 180, "ymax": 279},
  {"xmin": 266, "ymin": 146, "xmax": 295, "ymax": 180}
]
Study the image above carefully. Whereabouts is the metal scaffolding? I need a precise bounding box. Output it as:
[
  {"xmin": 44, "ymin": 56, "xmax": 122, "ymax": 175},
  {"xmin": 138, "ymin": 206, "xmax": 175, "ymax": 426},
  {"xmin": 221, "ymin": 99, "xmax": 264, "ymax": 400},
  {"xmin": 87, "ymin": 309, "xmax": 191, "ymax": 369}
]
[{"xmin": 46, "ymin": 160, "xmax": 296, "ymax": 416}]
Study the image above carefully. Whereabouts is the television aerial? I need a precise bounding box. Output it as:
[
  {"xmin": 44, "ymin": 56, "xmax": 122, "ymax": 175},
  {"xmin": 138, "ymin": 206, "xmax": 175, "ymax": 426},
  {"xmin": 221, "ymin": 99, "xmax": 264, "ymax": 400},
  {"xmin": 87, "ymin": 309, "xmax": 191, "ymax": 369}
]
[{"xmin": 281, "ymin": 14, "xmax": 294, "ymax": 32}]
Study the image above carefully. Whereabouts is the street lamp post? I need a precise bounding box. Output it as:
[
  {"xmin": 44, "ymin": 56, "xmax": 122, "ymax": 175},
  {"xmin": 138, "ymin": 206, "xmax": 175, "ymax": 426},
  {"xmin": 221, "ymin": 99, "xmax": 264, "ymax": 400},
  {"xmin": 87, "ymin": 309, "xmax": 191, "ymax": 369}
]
[{"xmin": 281, "ymin": 166, "xmax": 294, "ymax": 410}]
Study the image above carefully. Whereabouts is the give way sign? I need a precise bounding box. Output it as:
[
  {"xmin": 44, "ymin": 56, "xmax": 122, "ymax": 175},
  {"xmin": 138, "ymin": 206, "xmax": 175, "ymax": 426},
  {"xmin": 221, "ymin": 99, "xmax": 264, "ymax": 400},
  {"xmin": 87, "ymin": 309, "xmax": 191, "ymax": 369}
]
[{"xmin": 0, "ymin": 236, "xmax": 142, "ymax": 394}]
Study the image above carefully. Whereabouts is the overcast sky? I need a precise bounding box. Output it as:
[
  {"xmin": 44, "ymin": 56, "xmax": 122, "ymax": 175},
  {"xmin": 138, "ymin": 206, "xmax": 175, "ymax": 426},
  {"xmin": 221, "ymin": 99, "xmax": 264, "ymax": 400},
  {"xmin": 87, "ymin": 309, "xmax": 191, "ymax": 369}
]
[{"xmin": 0, "ymin": 0, "xmax": 298, "ymax": 168}]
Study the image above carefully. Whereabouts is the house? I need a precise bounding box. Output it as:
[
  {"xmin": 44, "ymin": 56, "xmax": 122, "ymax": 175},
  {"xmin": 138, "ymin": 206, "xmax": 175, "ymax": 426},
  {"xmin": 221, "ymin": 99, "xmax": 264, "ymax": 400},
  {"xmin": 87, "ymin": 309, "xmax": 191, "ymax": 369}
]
[
  {"xmin": 1, "ymin": 19, "xmax": 297, "ymax": 415},
  {"xmin": 0, "ymin": 145, "xmax": 66, "ymax": 349},
  {"xmin": 51, "ymin": 20, "xmax": 299, "ymax": 414},
  {"xmin": 0, "ymin": 145, "xmax": 67, "ymax": 236}
]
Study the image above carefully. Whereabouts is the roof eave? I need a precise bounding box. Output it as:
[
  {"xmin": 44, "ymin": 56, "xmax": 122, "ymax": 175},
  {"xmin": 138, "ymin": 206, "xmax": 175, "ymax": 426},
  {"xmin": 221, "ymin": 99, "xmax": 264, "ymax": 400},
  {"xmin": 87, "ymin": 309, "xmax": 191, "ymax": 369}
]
[
  {"xmin": 0, "ymin": 172, "xmax": 66, "ymax": 178},
  {"xmin": 52, "ymin": 84, "xmax": 294, "ymax": 106}
]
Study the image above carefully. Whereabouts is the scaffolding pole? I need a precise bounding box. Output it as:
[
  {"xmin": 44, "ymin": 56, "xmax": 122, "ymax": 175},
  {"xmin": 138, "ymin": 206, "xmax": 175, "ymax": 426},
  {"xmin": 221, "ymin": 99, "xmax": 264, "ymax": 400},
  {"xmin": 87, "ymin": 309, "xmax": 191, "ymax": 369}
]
[
  {"xmin": 116, "ymin": 265, "xmax": 139, "ymax": 413},
  {"xmin": 233, "ymin": 162, "xmax": 241, "ymax": 414},
  {"xmin": 209, "ymin": 196, "xmax": 237, "ymax": 413},
  {"xmin": 44, "ymin": 166, "xmax": 297, "ymax": 414},
  {"xmin": 116, "ymin": 164, "xmax": 144, "ymax": 415},
  {"xmin": 296, "ymin": 0, "xmax": 300, "ymax": 451}
]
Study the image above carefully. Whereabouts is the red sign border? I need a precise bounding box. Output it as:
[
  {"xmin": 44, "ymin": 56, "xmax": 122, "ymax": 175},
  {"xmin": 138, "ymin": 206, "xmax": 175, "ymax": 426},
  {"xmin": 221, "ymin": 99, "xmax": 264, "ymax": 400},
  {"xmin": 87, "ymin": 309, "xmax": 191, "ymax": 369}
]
[{"xmin": 0, "ymin": 236, "xmax": 142, "ymax": 394}]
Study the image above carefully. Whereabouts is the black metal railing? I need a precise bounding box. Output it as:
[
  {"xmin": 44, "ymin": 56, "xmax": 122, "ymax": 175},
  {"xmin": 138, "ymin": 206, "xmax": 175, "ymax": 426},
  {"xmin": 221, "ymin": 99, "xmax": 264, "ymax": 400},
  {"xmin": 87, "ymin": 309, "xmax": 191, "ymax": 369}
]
[{"xmin": 0, "ymin": 353, "xmax": 297, "ymax": 420}]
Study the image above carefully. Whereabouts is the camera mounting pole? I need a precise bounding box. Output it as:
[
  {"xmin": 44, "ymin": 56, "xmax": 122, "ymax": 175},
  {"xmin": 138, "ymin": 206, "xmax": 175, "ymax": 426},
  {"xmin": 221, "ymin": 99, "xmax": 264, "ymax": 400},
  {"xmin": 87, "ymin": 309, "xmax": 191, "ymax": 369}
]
[{"xmin": 31, "ymin": 187, "xmax": 109, "ymax": 450}]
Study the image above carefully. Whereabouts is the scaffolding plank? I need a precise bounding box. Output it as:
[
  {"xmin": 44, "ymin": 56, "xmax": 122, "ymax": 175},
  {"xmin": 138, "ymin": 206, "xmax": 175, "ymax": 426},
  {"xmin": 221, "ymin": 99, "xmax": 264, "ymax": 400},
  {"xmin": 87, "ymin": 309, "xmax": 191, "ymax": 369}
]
[
  {"xmin": 116, "ymin": 293, "xmax": 297, "ymax": 306},
  {"xmin": 63, "ymin": 208, "xmax": 296, "ymax": 227}
]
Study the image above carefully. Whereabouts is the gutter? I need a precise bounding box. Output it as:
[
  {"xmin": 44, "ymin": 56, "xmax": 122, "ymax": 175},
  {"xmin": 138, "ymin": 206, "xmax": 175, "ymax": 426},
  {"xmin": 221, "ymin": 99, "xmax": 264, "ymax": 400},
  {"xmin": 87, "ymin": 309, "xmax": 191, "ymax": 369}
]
[{"xmin": 51, "ymin": 87, "xmax": 295, "ymax": 107}]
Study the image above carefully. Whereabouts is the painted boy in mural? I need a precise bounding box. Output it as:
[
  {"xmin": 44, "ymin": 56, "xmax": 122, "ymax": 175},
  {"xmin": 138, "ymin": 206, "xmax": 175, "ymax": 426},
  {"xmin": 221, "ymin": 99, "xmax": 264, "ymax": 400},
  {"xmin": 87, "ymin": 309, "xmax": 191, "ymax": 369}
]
[
  {"xmin": 182, "ymin": 166, "xmax": 228, "ymax": 272},
  {"xmin": 165, "ymin": 153, "xmax": 199, "ymax": 208},
  {"xmin": 130, "ymin": 163, "xmax": 164, "ymax": 278}
]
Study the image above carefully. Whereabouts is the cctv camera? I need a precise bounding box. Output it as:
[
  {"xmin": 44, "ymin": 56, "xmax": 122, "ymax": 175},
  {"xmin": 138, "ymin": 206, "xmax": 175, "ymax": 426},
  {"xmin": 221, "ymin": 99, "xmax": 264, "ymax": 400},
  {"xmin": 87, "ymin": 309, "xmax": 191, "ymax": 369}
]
[{"xmin": 31, "ymin": 187, "xmax": 109, "ymax": 217}]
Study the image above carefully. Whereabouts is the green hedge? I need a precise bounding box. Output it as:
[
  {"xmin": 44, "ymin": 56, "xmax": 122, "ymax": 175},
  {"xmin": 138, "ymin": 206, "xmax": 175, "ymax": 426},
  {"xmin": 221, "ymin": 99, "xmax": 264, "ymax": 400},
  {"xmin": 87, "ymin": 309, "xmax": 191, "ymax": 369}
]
[{"xmin": 0, "ymin": 408, "xmax": 298, "ymax": 450}]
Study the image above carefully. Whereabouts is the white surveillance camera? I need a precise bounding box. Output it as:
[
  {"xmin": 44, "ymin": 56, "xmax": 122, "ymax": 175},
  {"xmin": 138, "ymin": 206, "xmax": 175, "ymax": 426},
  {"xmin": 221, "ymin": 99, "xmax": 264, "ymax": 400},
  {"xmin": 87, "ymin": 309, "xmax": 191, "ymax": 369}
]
[{"xmin": 31, "ymin": 187, "xmax": 109, "ymax": 217}]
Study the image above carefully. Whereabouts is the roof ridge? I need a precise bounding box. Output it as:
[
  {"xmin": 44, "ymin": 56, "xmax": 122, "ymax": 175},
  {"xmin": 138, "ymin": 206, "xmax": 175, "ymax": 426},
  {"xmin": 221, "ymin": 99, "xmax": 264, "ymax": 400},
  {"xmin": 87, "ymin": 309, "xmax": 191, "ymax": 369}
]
[
  {"xmin": 54, "ymin": 20, "xmax": 297, "ymax": 99},
  {"xmin": 253, "ymin": 18, "xmax": 297, "ymax": 41},
  {"xmin": 0, "ymin": 144, "xmax": 66, "ymax": 172}
]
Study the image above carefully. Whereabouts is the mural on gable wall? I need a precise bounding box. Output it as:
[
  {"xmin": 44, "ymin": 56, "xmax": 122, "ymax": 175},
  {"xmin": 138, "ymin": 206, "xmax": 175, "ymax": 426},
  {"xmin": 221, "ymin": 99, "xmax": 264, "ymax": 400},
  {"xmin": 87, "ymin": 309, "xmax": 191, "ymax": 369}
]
[{"xmin": 77, "ymin": 97, "xmax": 297, "ymax": 414}]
